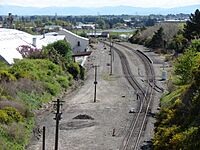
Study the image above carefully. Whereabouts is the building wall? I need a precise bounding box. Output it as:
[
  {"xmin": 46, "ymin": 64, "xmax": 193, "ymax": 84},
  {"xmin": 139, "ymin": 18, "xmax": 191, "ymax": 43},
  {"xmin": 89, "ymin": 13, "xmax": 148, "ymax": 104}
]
[{"xmin": 58, "ymin": 29, "xmax": 89, "ymax": 53}]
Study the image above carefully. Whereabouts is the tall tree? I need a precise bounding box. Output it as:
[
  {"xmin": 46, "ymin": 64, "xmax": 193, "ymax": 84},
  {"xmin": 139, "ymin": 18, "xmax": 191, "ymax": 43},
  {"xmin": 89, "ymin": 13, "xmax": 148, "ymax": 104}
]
[
  {"xmin": 184, "ymin": 9, "xmax": 200, "ymax": 40},
  {"xmin": 149, "ymin": 27, "xmax": 165, "ymax": 48}
]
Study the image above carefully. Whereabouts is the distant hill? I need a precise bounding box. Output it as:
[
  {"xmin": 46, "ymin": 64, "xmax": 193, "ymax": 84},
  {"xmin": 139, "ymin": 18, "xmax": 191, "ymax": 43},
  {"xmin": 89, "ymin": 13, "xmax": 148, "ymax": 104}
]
[{"xmin": 0, "ymin": 5, "xmax": 199, "ymax": 15}]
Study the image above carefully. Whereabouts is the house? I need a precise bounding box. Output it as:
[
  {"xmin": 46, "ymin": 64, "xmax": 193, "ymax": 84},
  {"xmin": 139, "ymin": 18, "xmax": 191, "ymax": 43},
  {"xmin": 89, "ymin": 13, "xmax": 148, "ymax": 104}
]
[
  {"xmin": 0, "ymin": 28, "xmax": 65, "ymax": 64},
  {"xmin": 87, "ymin": 32, "xmax": 110, "ymax": 38},
  {"xmin": 75, "ymin": 23, "xmax": 95, "ymax": 30},
  {"xmin": 44, "ymin": 25, "xmax": 62, "ymax": 31}
]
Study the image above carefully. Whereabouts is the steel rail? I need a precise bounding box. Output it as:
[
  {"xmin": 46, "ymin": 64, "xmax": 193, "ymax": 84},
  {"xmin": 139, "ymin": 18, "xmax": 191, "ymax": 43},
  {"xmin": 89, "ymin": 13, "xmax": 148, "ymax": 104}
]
[
  {"xmin": 101, "ymin": 41, "xmax": 156, "ymax": 150},
  {"xmin": 115, "ymin": 43, "xmax": 156, "ymax": 150}
]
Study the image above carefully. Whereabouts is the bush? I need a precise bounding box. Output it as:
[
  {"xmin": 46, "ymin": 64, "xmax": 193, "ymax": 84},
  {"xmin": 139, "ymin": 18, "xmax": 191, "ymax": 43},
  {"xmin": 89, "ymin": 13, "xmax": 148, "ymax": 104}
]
[
  {"xmin": 0, "ymin": 101, "xmax": 27, "ymax": 117},
  {"xmin": 44, "ymin": 82, "xmax": 61, "ymax": 96},
  {"xmin": 17, "ymin": 91, "xmax": 50, "ymax": 110},
  {"xmin": 0, "ymin": 110, "xmax": 11, "ymax": 124},
  {"xmin": 0, "ymin": 107, "xmax": 23, "ymax": 124},
  {"xmin": 6, "ymin": 122, "xmax": 26, "ymax": 144},
  {"xmin": 79, "ymin": 65, "xmax": 85, "ymax": 80},
  {"xmin": 45, "ymin": 40, "xmax": 72, "ymax": 63},
  {"xmin": 56, "ymin": 76, "xmax": 70, "ymax": 88},
  {"xmin": 174, "ymin": 49, "xmax": 197, "ymax": 84},
  {"xmin": 67, "ymin": 62, "xmax": 80, "ymax": 79},
  {"xmin": 0, "ymin": 70, "xmax": 16, "ymax": 82},
  {"xmin": 10, "ymin": 59, "xmax": 63, "ymax": 81},
  {"xmin": 3, "ymin": 107, "xmax": 23, "ymax": 122}
]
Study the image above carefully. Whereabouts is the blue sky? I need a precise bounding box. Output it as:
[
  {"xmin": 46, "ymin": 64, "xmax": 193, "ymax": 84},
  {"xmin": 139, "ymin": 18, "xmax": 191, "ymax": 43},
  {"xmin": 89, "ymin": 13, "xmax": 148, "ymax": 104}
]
[{"xmin": 0, "ymin": 0, "xmax": 200, "ymax": 8}]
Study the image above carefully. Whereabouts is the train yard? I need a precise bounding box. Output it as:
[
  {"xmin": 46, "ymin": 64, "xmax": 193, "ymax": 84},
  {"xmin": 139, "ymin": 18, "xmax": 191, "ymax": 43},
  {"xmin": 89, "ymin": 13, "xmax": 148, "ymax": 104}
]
[{"xmin": 28, "ymin": 41, "xmax": 166, "ymax": 150}]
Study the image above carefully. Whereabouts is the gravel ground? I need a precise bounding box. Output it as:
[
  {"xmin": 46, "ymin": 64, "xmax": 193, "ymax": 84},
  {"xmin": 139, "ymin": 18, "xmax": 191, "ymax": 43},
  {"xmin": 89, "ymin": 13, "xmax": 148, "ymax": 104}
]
[
  {"xmin": 121, "ymin": 42, "xmax": 166, "ymax": 148},
  {"xmin": 27, "ymin": 42, "xmax": 166, "ymax": 150}
]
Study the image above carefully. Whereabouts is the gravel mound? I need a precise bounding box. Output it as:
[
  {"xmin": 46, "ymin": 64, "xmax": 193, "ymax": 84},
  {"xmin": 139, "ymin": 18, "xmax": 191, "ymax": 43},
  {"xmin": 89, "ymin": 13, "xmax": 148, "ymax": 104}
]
[{"xmin": 73, "ymin": 114, "xmax": 94, "ymax": 120}]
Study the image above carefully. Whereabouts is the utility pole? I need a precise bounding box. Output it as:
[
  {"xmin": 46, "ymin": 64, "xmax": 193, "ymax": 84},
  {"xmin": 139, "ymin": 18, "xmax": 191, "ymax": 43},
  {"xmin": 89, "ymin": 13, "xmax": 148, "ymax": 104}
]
[
  {"xmin": 42, "ymin": 126, "xmax": 46, "ymax": 150},
  {"xmin": 53, "ymin": 99, "xmax": 64, "ymax": 150},
  {"xmin": 94, "ymin": 65, "xmax": 98, "ymax": 102},
  {"xmin": 110, "ymin": 39, "xmax": 113, "ymax": 75}
]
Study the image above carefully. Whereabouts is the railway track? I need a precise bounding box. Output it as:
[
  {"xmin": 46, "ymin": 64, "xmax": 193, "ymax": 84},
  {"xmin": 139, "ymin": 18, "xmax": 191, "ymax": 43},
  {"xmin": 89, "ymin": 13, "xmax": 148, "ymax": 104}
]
[
  {"xmin": 117, "ymin": 43, "xmax": 163, "ymax": 93},
  {"xmin": 102, "ymin": 41, "xmax": 156, "ymax": 150},
  {"xmin": 116, "ymin": 43, "xmax": 156, "ymax": 150}
]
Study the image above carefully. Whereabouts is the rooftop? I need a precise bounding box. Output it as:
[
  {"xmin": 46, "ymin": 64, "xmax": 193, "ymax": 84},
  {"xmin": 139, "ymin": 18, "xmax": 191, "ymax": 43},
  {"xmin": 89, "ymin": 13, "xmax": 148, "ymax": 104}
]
[{"xmin": 0, "ymin": 28, "xmax": 65, "ymax": 64}]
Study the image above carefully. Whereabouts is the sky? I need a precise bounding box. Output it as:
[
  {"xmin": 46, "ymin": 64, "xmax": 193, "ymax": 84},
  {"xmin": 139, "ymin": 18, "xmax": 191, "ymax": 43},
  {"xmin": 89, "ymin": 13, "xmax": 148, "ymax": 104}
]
[{"xmin": 0, "ymin": 0, "xmax": 200, "ymax": 8}]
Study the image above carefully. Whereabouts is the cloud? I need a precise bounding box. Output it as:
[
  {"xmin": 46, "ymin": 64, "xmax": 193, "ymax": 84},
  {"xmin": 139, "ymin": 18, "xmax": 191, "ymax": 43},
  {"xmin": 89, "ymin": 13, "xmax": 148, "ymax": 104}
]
[{"xmin": 1, "ymin": 0, "xmax": 200, "ymax": 8}]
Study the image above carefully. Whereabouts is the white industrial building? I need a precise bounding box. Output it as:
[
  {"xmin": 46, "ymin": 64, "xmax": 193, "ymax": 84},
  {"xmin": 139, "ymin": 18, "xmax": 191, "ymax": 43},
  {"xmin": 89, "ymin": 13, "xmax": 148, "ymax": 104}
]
[
  {"xmin": 0, "ymin": 28, "xmax": 89, "ymax": 65},
  {"xmin": 58, "ymin": 29, "xmax": 89, "ymax": 53}
]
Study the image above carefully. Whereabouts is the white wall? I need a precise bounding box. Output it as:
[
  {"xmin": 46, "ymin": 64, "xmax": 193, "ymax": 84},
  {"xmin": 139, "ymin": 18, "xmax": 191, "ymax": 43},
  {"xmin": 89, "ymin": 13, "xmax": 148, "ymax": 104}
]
[{"xmin": 58, "ymin": 29, "xmax": 89, "ymax": 53}]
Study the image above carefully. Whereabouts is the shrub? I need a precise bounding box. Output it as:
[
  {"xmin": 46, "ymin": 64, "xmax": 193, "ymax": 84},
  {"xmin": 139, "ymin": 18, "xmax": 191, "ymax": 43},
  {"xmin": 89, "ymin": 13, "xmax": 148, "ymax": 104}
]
[
  {"xmin": 44, "ymin": 82, "xmax": 61, "ymax": 96},
  {"xmin": 174, "ymin": 49, "xmax": 197, "ymax": 84},
  {"xmin": 10, "ymin": 59, "xmax": 63, "ymax": 81},
  {"xmin": 56, "ymin": 76, "xmax": 70, "ymax": 88},
  {"xmin": 67, "ymin": 62, "xmax": 80, "ymax": 79},
  {"xmin": 0, "ymin": 110, "xmax": 11, "ymax": 124},
  {"xmin": 17, "ymin": 92, "xmax": 44, "ymax": 109},
  {"xmin": 67, "ymin": 73, "xmax": 73, "ymax": 83},
  {"xmin": 6, "ymin": 122, "xmax": 26, "ymax": 144},
  {"xmin": 0, "ymin": 100, "xmax": 27, "ymax": 117},
  {"xmin": 0, "ymin": 136, "xmax": 7, "ymax": 150},
  {"xmin": 45, "ymin": 40, "xmax": 72, "ymax": 63},
  {"xmin": 0, "ymin": 70, "xmax": 16, "ymax": 82},
  {"xmin": 16, "ymin": 45, "xmax": 43, "ymax": 59},
  {"xmin": 3, "ymin": 107, "xmax": 23, "ymax": 122},
  {"xmin": 79, "ymin": 65, "xmax": 85, "ymax": 80}
]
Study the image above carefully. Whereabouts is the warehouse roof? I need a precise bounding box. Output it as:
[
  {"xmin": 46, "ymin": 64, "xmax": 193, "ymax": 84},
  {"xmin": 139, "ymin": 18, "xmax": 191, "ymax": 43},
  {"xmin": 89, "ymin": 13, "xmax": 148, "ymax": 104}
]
[{"xmin": 0, "ymin": 28, "xmax": 65, "ymax": 64}]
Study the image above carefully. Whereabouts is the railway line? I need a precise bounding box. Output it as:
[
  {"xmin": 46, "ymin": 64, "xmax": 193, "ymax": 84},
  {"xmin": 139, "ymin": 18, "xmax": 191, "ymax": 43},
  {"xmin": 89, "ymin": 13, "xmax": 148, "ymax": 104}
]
[{"xmin": 102, "ymin": 41, "xmax": 156, "ymax": 150}]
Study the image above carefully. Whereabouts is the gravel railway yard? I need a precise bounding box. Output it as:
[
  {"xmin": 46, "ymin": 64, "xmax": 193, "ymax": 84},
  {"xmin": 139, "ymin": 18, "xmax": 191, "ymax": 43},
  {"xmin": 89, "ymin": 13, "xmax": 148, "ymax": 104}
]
[{"xmin": 28, "ymin": 41, "xmax": 166, "ymax": 150}]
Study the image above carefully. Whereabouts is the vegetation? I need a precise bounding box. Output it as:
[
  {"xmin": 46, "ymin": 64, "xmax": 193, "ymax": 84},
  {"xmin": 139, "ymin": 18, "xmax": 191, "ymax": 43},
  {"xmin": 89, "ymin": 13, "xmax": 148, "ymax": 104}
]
[
  {"xmin": 129, "ymin": 23, "xmax": 180, "ymax": 49},
  {"xmin": 147, "ymin": 27, "xmax": 165, "ymax": 48},
  {"xmin": 0, "ymin": 40, "xmax": 83, "ymax": 149},
  {"xmin": 153, "ymin": 9, "xmax": 200, "ymax": 149},
  {"xmin": 45, "ymin": 40, "xmax": 72, "ymax": 62},
  {"xmin": 183, "ymin": 9, "xmax": 200, "ymax": 41}
]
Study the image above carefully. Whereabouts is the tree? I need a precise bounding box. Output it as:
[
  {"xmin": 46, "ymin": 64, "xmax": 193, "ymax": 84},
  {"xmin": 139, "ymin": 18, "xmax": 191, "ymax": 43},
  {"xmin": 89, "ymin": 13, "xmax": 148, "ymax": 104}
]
[
  {"xmin": 16, "ymin": 45, "xmax": 43, "ymax": 59},
  {"xmin": 183, "ymin": 9, "xmax": 200, "ymax": 41},
  {"xmin": 45, "ymin": 40, "xmax": 72, "ymax": 63},
  {"xmin": 169, "ymin": 31, "xmax": 187, "ymax": 53},
  {"xmin": 96, "ymin": 19, "xmax": 106, "ymax": 29},
  {"xmin": 148, "ymin": 27, "xmax": 165, "ymax": 48},
  {"xmin": 174, "ymin": 40, "xmax": 200, "ymax": 84}
]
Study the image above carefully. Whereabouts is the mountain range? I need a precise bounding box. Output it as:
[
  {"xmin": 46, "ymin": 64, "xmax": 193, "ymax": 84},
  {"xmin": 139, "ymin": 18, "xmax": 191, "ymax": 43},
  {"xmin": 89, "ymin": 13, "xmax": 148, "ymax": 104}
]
[{"xmin": 0, "ymin": 5, "xmax": 199, "ymax": 15}]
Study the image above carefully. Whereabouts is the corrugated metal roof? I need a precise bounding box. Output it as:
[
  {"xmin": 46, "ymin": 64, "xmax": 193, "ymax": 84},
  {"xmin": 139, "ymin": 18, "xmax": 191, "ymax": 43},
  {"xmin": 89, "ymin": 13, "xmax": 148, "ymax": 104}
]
[{"xmin": 0, "ymin": 28, "xmax": 65, "ymax": 64}]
